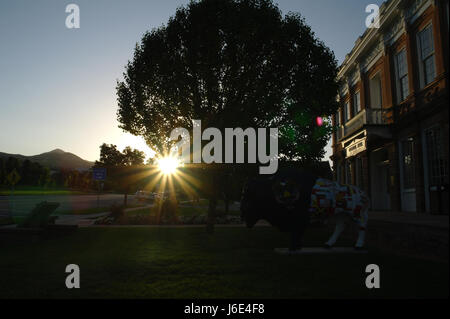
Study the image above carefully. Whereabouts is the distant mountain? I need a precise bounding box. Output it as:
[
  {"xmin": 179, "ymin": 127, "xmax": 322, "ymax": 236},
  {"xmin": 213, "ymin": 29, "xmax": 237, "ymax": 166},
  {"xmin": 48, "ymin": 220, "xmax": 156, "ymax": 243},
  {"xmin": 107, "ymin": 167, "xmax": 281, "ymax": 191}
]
[{"xmin": 0, "ymin": 149, "xmax": 94, "ymax": 171}]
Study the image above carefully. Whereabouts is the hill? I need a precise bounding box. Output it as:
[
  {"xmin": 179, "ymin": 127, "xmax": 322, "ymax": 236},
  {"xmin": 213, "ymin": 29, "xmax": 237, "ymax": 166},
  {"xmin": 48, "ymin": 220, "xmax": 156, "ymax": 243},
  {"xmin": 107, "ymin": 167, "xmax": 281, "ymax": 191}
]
[{"xmin": 0, "ymin": 149, "xmax": 94, "ymax": 171}]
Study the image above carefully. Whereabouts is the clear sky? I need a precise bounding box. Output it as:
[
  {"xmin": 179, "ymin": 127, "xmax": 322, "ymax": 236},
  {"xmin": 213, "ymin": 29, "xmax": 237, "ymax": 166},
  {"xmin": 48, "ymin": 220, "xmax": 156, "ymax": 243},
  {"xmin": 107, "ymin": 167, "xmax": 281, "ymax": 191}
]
[{"xmin": 0, "ymin": 0, "xmax": 384, "ymax": 162}]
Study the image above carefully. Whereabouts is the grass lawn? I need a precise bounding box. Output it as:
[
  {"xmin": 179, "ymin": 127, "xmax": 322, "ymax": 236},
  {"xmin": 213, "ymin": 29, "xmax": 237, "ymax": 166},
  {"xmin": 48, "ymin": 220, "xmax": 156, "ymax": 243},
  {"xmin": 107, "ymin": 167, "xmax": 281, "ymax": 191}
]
[
  {"xmin": 127, "ymin": 203, "xmax": 240, "ymax": 218},
  {"xmin": 1, "ymin": 204, "xmax": 147, "ymax": 226},
  {"xmin": 0, "ymin": 186, "xmax": 90, "ymax": 196},
  {"xmin": 57, "ymin": 204, "xmax": 145, "ymax": 216},
  {"xmin": 0, "ymin": 226, "xmax": 447, "ymax": 299}
]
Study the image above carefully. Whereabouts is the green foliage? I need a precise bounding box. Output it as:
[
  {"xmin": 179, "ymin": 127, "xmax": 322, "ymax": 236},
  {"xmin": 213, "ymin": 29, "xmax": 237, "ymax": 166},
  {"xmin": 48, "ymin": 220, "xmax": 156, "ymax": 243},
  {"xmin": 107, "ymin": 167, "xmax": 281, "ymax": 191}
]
[
  {"xmin": 94, "ymin": 143, "xmax": 147, "ymax": 202},
  {"xmin": 116, "ymin": 0, "xmax": 339, "ymax": 161},
  {"xmin": 0, "ymin": 155, "xmax": 90, "ymax": 190},
  {"xmin": 95, "ymin": 143, "xmax": 145, "ymax": 167},
  {"xmin": 95, "ymin": 144, "xmax": 125, "ymax": 167},
  {"xmin": 122, "ymin": 146, "xmax": 146, "ymax": 166}
]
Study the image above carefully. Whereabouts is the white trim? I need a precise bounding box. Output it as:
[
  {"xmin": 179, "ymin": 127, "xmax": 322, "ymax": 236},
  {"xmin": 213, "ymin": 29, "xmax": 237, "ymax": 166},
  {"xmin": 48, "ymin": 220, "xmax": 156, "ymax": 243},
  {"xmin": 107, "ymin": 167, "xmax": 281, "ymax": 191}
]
[
  {"xmin": 338, "ymin": 0, "xmax": 403, "ymax": 78},
  {"xmin": 346, "ymin": 137, "xmax": 367, "ymax": 158},
  {"xmin": 394, "ymin": 48, "xmax": 409, "ymax": 103},
  {"xmin": 361, "ymin": 46, "xmax": 384, "ymax": 73},
  {"xmin": 338, "ymin": 0, "xmax": 433, "ymax": 81},
  {"xmin": 416, "ymin": 22, "xmax": 436, "ymax": 89},
  {"xmin": 341, "ymin": 130, "xmax": 367, "ymax": 148}
]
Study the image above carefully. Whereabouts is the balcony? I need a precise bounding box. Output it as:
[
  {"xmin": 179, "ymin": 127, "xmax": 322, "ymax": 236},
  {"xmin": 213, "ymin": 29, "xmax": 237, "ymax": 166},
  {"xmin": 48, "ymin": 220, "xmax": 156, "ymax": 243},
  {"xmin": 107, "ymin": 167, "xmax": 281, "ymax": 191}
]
[
  {"xmin": 395, "ymin": 75, "xmax": 448, "ymax": 120},
  {"xmin": 337, "ymin": 108, "xmax": 388, "ymax": 141}
]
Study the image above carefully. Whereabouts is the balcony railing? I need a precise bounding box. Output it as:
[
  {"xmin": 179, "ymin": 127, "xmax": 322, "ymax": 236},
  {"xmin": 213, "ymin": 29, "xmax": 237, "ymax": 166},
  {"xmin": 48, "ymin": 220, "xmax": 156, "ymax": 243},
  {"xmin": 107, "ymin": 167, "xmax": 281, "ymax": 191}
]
[
  {"xmin": 336, "ymin": 108, "xmax": 388, "ymax": 141},
  {"xmin": 395, "ymin": 74, "xmax": 447, "ymax": 120}
]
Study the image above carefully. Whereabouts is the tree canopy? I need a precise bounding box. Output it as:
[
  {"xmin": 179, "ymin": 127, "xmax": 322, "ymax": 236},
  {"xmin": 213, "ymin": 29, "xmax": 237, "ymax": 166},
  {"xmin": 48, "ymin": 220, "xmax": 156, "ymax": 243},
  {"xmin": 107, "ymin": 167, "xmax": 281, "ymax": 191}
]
[
  {"xmin": 116, "ymin": 0, "xmax": 339, "ymax": 163},
  {"xmin": 95, "ymin": 143, "xmax": 146, "ymax": 167},
  {"xmin": 94, "ymin": 143, "xmax": 147, "ymax": 205}
]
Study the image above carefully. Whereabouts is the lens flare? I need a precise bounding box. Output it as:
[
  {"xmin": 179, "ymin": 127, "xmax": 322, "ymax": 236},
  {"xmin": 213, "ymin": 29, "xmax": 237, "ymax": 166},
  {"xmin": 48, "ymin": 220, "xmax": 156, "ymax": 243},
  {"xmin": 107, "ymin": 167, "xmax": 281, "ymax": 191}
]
[
  {"xmin": 157, "ymin": 156, "xmax": 180, "ymax": 175},
  {"xmin": 316, "ymin": 116, "xmax": 324, "ymax": 127}
]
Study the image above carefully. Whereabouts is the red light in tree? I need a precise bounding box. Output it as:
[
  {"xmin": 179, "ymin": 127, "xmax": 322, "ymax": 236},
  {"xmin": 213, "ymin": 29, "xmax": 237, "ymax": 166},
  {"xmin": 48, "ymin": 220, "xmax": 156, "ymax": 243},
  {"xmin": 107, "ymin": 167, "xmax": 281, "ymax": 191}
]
[{"xmin": 315, "ymin": 116, "xmax": 323, "ymax": 127}]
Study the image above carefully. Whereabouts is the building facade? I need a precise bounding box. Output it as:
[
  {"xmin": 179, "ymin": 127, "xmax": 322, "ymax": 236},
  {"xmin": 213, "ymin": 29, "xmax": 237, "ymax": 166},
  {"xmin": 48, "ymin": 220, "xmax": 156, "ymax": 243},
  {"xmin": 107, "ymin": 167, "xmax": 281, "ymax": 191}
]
[{"xmin": 332, "ymin": 0, "xmax": 449, "ymax": 214}]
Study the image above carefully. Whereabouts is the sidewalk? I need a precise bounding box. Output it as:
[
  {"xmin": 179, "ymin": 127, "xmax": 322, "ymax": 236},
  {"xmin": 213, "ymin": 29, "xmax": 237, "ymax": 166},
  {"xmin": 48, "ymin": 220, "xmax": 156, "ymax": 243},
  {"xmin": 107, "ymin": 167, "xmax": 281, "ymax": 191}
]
[
  {"xmin": 57, "ymin": 208, "xmax": 450, "ymax": 229},
  {"xmin": 369, "ymin": 211, "xmax": 449, "ymax": 229},
  {"xmin": 363, "ymin": 210, "xmax": 449, "ymax": 261}
]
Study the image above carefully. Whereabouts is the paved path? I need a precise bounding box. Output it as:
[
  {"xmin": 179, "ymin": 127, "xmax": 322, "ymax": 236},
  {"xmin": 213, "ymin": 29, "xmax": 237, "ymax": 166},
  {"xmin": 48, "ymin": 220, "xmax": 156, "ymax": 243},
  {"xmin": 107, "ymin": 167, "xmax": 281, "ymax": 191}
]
[
  {"xmin": 61, "ymin": 209, "xmax": 450, "ymax": 229},
  {"xmin": 55, "ymin": 205, "xmax": 154, "ymax": 226},
  {"xmin": 75, "ymin": 211, "xmax": 449, "ymax": 229},
  {"xmin": 369, "ymin": 211, "xmax": 448, "ymax": 229}
]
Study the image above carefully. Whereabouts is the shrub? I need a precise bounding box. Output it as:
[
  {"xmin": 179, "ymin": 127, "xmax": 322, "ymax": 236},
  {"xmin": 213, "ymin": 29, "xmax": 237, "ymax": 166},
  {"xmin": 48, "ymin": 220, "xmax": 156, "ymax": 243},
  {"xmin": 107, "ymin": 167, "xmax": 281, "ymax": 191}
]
[
  {"xmin": 160, "ymin": 196, "xmax": 178, "ymax": 223},
  {"xmin": 110, "ymin": 203, "xmax": 125, "ymax": 219},
  {"xmin": 19, "ymin": 201, "xmax": 60, "ymax": 228}
]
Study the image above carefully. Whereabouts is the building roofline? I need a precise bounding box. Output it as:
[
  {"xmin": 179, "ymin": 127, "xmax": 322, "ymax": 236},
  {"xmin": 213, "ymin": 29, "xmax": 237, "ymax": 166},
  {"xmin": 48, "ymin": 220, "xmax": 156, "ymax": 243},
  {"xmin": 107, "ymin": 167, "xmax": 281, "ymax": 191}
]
[{"xmin": 337, "ymin": 0, "xmax": 404, "ymax": 79}]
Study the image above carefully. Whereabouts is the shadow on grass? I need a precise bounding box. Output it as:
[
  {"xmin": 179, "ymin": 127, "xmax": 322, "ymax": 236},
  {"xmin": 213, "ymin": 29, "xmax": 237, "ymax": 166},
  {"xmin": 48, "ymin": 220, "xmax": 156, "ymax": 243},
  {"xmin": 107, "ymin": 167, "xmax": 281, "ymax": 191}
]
[{"xmin": 0, "ymin": 227, "xmax": 448, "ymax": 299}]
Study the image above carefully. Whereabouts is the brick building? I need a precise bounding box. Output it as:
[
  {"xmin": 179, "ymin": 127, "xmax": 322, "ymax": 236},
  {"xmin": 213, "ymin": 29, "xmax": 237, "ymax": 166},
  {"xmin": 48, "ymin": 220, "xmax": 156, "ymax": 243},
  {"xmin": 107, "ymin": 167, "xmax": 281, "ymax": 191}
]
[{"xmin": 331, "ymin": 0, "xmax": 449, "ymax": 213}]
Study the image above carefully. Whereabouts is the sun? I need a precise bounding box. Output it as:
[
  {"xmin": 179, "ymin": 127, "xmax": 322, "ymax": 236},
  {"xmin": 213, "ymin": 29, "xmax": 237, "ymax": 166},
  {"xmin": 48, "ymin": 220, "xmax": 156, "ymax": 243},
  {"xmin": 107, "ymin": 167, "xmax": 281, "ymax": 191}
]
[{"xmin": 157, "ymin": 156, "xmax": 180, "ymax": 175}]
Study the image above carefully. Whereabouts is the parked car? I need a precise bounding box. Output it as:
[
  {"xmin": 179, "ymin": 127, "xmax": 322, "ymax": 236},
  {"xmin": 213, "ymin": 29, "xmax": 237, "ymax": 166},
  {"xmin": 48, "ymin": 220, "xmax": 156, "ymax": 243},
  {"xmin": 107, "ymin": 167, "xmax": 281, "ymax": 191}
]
[{"xmin": 135, "ymin": 190, "xmax": 153, "ymax": 201}]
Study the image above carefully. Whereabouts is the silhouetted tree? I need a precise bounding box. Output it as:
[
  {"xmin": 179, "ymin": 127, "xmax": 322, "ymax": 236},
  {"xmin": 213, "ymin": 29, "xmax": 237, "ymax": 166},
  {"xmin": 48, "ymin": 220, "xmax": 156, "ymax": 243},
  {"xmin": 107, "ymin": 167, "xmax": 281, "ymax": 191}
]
[
  {"xmin": 95, "ymin": 144, "xmax": 125, "ymax": 167},
  {"xmin": 122, "ymin": 146, "xmax": 146, "ymax": 166},
  {"xmin": 0, "ymin": 156, "xmax": 55, "ymax": 188},
  {"xmin": 20, "ymin": 159, "xmax": 32, "ymax": 185},
  {"xmin": 6, "ymin": 157, "xmax": 20, "ymax": 174},
  {"xmin": 38, "ymin": 167, "xmax": 50, "ymax": 187},
  {"xmin": 95, "ymin": 143, "xmax": 147, "ymax": 205},
  {"xmin": 0, "ymin": 158, "xmax": 5, "ymax": 186},
  {"xmin": 116, "ymin": 0, "xmax": 339, "ymax": 231}
]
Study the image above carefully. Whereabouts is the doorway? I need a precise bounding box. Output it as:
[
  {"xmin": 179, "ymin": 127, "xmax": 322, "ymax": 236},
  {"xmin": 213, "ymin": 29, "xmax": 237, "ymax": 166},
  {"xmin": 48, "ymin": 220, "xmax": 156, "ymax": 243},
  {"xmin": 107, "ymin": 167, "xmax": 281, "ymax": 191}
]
[
  {"xmin": 399, "ymin": 138, "xmax": 417, "ymax": 212},
  {"xmin": 370, "ymin": 148, "xmax": 391, "ymax": 211}
]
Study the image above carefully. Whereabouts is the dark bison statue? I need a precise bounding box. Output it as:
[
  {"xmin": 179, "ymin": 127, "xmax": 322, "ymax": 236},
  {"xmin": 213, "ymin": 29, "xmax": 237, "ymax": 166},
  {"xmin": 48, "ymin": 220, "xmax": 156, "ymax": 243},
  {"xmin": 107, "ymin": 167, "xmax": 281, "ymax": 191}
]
[{"xmin": 240, "ymin": 168, "xmax": 370, "ymax": 251}]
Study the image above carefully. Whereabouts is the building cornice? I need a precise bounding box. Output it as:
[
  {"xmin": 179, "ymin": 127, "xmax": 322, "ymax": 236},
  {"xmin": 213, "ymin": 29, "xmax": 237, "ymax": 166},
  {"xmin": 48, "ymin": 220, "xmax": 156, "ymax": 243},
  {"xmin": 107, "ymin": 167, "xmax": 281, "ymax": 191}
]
[{"xmin": 337, "ymin": 0, "xmax": 433, "ymax": 85}]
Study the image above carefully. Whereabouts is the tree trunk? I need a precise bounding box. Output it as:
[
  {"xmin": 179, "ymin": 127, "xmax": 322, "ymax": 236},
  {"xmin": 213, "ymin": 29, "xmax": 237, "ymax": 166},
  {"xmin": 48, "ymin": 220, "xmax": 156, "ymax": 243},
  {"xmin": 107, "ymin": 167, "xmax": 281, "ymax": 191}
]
[
  {"xmin": 224, "ymin": 195, "xmax": 229, "ymax": 213},
  {"xmin": 123, "ymin": 193, "xmax": 128, "ymax": 206},
  {"xmin": 206, "ymin": 197, "xmax": 217, "ymax": 234}
]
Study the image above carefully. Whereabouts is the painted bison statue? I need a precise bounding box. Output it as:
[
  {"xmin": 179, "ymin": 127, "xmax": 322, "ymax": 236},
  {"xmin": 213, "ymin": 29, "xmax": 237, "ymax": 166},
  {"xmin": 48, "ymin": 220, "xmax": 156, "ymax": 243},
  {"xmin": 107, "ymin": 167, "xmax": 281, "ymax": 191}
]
[{"xmin": 240, "ymin": 168, "xmax": 370, "ymax": 251}]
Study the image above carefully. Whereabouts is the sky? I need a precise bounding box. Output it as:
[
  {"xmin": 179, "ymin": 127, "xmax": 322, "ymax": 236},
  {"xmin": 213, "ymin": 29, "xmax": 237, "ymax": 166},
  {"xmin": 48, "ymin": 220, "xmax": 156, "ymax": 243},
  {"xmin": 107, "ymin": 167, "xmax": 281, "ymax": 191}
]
[{"xmin": 0, "ymin": 0, "xmax": 384, "ymax": 162}]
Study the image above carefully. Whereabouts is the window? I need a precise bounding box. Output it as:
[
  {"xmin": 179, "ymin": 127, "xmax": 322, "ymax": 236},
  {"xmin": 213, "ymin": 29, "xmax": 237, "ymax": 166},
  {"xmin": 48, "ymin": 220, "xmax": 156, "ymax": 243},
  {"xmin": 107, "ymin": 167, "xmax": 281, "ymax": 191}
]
[
  {"xmin": 401, "ymin": 138, "xmax": 416, "ymax": 189},
  {"xmin": 344, "ymin": 101, "xmax": 351, "ymax": 121},
  {"xmin": 353, "ymin": 91, "xmax": 361, "ymax": 115},
  {"xmin": 395, "ymin": 49, "xmax": 409, "ymax": 102},
  {"xmin": 425, "ymin": 126, "xmax": 448, "ymax": 185},
  {"xmin": 417, "ymin": 24, "xmax": 436, "ymax": 87},
  {"xmin": 369, "ymin": 74, "xmax": 382, "ymax": 108}
]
